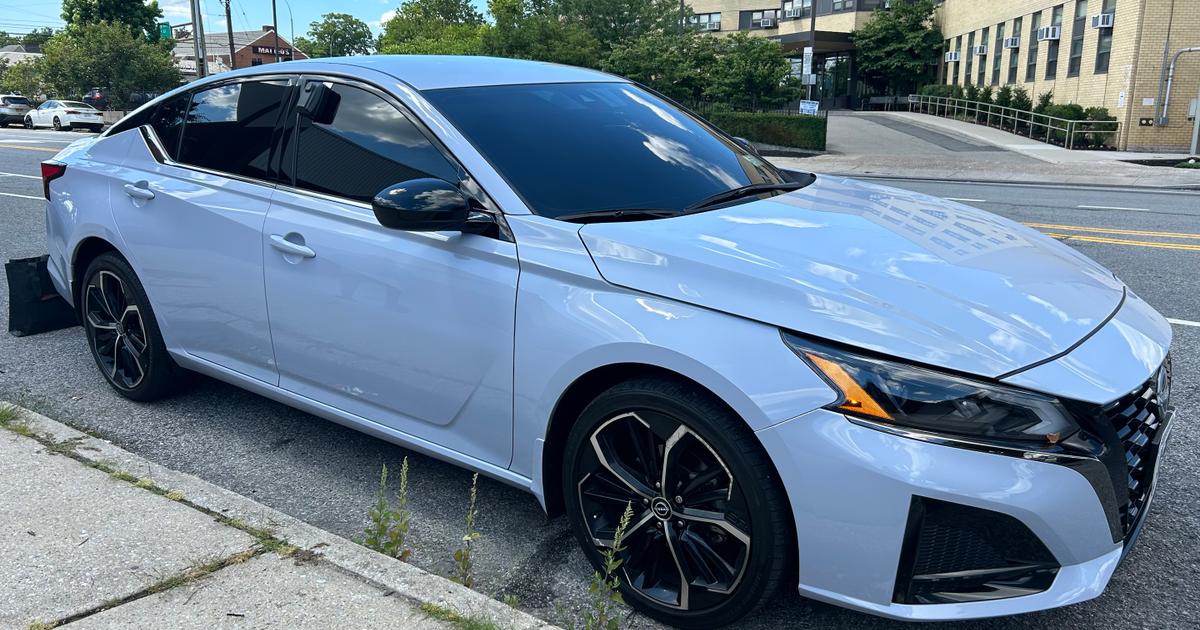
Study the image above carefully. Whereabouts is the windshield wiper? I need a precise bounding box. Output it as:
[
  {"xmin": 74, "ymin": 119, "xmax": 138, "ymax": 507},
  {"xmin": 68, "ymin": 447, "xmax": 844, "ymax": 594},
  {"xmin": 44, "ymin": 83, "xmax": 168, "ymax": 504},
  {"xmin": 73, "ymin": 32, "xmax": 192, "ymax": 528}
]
[
  {"xmin": 556, "ymin": 208, "xmax": 683, "ymax": 224},
  {"xmin": 683, "ymin": 181, "xmax": 810, "ymax": 213}
]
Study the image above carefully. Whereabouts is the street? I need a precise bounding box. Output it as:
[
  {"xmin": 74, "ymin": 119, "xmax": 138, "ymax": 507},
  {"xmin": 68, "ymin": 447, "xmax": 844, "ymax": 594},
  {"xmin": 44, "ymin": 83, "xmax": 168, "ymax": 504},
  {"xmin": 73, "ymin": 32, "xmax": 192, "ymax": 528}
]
[{"xmin": 1, "ymin": 125, "xmax": 1198, "ymax": 629}]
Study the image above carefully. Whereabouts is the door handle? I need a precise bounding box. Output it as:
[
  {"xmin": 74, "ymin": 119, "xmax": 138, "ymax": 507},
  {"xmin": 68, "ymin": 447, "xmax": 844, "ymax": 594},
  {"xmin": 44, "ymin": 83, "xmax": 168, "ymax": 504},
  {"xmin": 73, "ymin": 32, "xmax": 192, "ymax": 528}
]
[
  {"xmin": 269, "ymin": 234, "xmax": 316, "ymax": 259},
  {"xmin": 123, "ymin": 182, "xmax": 155, "ymax": 201}
]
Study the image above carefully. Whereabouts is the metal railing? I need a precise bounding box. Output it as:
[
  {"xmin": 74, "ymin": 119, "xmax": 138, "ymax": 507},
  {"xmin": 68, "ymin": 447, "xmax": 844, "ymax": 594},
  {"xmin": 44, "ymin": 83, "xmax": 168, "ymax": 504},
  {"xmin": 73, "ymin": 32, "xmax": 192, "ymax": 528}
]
[{"xmin": 907, "ymin": 94, "xmax": 1120, "ymax": 150}]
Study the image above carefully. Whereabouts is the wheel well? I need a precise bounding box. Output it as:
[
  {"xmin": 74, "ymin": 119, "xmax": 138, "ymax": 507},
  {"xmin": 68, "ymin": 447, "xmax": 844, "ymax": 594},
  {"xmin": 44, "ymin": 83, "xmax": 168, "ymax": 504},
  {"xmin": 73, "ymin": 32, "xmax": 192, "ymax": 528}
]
[
  {"xmin": 541, "ymin": 363, "xmax": 736, "ymax": 516},
  {"xmin": 71, "ymin": 237, "xmax": 119, "ymax": 306}
]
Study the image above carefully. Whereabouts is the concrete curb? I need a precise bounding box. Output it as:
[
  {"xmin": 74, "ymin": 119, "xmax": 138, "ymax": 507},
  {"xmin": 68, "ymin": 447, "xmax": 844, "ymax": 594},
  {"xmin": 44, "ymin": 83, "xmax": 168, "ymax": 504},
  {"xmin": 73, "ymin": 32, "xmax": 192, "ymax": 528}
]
[
  {"xmin": 802, "ymin": 171, "xmax": 1200, "ymax": 191},
  {"xmin": 3, "ymin": 402, "xmax": 559, "ymax": 630}
]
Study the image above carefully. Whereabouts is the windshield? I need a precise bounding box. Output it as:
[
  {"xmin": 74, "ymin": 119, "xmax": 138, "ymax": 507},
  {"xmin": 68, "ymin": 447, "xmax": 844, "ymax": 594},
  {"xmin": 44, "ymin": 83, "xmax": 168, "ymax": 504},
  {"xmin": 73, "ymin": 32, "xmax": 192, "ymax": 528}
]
[
  {"xmin": 423, "ymin": 82, "xmax": 788, "ymax": 220},
  {"xmin": 2, "ymin": 96, "xmax": 30, "ymax": 106}
]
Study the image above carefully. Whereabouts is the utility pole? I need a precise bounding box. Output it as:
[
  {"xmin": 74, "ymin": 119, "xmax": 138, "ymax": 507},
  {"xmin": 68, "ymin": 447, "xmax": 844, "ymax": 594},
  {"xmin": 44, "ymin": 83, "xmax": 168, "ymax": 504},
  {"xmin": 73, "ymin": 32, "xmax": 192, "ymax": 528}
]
[
  {"xmin": 189, "ymin": 0, "xmax": 206, "ymax": 77},
  {"xmin": 271, "ymin": 0, "xmax": 280, "ymax": 63},
  {"xmin": 222, "ymin": 0, "xmax": 235, "ymax": 70}
]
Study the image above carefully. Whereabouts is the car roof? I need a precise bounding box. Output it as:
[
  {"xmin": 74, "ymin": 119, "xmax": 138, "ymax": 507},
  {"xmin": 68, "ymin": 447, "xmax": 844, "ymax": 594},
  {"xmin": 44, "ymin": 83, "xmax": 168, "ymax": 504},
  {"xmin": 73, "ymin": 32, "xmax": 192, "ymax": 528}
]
[{"xmin": 221, "ymin": 55, "xmax": 626, "ymax": 91}]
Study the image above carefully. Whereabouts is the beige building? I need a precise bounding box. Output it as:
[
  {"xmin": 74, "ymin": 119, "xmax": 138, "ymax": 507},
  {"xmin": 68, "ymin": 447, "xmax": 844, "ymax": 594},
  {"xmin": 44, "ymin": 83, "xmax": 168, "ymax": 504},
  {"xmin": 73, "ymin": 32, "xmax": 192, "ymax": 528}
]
[
  {"xmin": 683, "ymin": 0, "xmax": 1200, "ymax": 151},
  {"xmin": 937, "ymin": 0, "xmax": 1200, "ymax": 151}
]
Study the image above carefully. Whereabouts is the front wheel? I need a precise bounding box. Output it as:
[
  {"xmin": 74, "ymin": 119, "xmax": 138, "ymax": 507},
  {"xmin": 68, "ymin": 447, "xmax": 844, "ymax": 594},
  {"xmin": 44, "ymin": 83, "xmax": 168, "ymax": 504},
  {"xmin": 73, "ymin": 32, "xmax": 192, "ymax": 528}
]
[
  {"xmin": 81, "ymin": 253, "xmax": 182, "ymax": 401},
  {"xmin": 563, "ymin": 378, "xmax": 792, "ymax": 628},
  {"xmin": 23, "ymin": 116, "xmax": 33, "ymax": 128}
]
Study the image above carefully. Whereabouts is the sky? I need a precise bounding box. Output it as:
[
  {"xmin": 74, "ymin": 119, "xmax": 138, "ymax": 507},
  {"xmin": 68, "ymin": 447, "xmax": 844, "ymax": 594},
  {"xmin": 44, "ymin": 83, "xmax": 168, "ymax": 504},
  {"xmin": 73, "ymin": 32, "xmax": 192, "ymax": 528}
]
[{"xmin": 2, "ymin": 0, "xmax": 485, "ymax": 41}]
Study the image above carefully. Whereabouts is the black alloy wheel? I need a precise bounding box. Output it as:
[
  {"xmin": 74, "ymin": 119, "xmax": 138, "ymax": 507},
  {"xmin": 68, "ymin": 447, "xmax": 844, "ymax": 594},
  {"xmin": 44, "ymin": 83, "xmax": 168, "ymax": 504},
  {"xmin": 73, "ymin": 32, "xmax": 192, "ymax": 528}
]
[
  {"xmin": 81, "ymin": 253, "xmax": 181, "ymax": 401},
  {"xmin": 23, "ymin": 115, "xmax": 32, "ymax": 129},
  {"xmin": 52, "ymin": 116, "xmax": 63, "ymax": 131},
  {"xmin": 564, "ymin": 379, "xmax": 792, "ymax": 628}
]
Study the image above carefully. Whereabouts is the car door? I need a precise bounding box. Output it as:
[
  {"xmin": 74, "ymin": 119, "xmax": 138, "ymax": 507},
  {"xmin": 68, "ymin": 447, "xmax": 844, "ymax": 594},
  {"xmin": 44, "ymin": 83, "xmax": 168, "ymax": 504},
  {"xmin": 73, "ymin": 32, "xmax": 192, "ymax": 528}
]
[
  {"xmin": 34, "ymin": 101, "xmax": 54, "ymax": 126},
  {"xmin": 262, "ymin": 77, "xmax": 519, "ymax": 467},
  {"xmin": 108, "ymin": 78, "xmax": 292, "ymax": 384}
]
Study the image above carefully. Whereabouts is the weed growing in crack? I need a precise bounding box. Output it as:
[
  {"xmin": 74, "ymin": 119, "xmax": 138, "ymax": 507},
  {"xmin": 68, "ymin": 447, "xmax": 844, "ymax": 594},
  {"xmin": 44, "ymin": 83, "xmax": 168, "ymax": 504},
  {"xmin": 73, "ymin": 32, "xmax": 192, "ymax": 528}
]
[
  {"xmin": 452, "ymin": 472, "xmax": 481, "ymax": 589},
  {"xmin": 362, "ymin": 458, "xmax": 413, "ymax": 560},
  {"xmin": 582, "ymin": 501, "xmax": 633, "ymax": 630}
]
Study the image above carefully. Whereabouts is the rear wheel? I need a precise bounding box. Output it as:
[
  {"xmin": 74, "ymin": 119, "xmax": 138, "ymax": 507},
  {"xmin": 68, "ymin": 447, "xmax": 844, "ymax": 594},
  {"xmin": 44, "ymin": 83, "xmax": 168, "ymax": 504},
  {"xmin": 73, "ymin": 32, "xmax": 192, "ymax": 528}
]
[
  {"xmin": 81, "ymin": 253, "xmax": 182, "ymax": 401},
  {"xmin": 52, "ymin": 116, "xmax": 64, "ymax": 131},
  {"xmin": 562, "ymin": 378, "xmax": 792, "ymax": 629}
]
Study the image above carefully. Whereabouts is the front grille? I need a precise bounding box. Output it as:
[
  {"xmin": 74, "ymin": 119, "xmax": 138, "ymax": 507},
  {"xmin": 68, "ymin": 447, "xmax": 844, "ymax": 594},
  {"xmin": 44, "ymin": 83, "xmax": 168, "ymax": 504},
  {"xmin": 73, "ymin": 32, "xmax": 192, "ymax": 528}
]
[{"xmin": 1101, "ymin": 357, "xmax": 1171, "ymax": 537}]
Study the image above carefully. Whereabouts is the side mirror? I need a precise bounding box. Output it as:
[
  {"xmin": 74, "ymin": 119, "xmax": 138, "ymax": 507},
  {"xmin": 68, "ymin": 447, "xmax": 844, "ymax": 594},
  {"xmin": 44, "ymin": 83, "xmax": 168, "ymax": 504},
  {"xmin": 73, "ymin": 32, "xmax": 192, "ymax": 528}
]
[
  {"xmin": 372, "ymin": 178, "xmax": 472, "ymax": 232},
  {"xmin": 732, "ymin": 136, "xmax": 761, "ymax": 156}
]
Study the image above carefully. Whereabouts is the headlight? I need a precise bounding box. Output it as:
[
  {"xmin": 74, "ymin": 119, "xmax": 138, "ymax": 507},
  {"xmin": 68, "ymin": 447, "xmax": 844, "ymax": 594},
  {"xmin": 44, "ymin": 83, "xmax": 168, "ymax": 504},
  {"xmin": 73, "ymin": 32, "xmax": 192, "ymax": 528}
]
[{"xmin": 783, "ymin": 333, "xmax": 1080, "ymax": 446}]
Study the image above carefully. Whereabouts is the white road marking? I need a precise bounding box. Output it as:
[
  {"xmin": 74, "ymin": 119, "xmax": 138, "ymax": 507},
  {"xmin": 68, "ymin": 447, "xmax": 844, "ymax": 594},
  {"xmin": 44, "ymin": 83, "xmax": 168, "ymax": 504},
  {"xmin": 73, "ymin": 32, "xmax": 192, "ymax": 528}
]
[
  {"xmin": 0, "ymin": 191, "xmax": 41, "ymax": 200},
  {"xmin": 1168, "ymin": 318, "xmax": 1200, "ymax": 328},
  {"xmin": 0, "ymin": 171, "xmax": 40, "ymax": 179},
  {"xmin": 1078, "ymin": 205, "xmax": 1152, "ymax": 212},
  {"xmin": 945, "ymin": 197, "xmax": 987, "ymax": 202}
]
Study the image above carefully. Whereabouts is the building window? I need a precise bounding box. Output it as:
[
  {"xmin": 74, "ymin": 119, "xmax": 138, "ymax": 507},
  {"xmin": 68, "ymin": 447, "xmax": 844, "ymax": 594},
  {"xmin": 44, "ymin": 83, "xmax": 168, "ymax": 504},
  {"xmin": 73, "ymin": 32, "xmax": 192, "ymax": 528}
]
[
  {"xmin": 992, "ymin": 23, "xmax": 1004, "ymax": 85},
  {"xmin": 832, "ymin": 0, "xmax": 854, "ymax": 11},
  {"xmin": 977, "ymin": 26, "xmax": 988, "ymax": 85},
  {"xmin": 1008, "ymin": 17, "xmax": 1022, "ymax": 83},
  {"xmin": 750, "ymin": 9, "xmax": 778, "ymax": 28},
  {"xmin": 691, "ymin": 12, "xmax": 721, "ymax": 30},
  {"xmin": 1026, "ymin": 12, "xmax": 1040, "ymax": 81},
  {"xmin": 251, "ymin": 58, "xmax": 263, "ymax": 66},
  {"xmin": 1067, "ymin": 0, "xmax": 1087, "ymax": 77},
  {"xmin": 1094, "ymin": 0, "xmax": 1115, "ymax": 74},
  {"xmin": 1045, "ymin": 4, "xmax": 1062, "ymax": 80},
  {"xmin": 964, "ymin": 31, "xmax": 974, "ymax": 85},
  {"xmin": 952, "ymin": 35, "xmax": 961, "ymax": 85}
]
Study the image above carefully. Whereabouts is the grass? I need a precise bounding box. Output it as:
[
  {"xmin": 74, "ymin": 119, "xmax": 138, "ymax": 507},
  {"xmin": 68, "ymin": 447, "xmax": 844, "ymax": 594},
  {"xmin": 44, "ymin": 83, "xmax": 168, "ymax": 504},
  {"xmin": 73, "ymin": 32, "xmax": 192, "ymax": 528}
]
[
  {"xmin": 452, "ymin": 473, "xmax": 481, "ymax": 589},
  {"xmin": 1176, "ymin": 159, "xmax": 1200, "ymax": 169},
  {"xmin": 581, "ymin": 502, "xmax": 634, "ymax": 630},
  {"xmin": 0, "ymin": 403, "xmax": 34, "ymax": 436},
  {"xmin": 418, "ymin": 602, "xmax": 503, "ymax": 630},
  {"xmin": 362, "ymin": 459, "xmax": 412, "ymax": 560}
]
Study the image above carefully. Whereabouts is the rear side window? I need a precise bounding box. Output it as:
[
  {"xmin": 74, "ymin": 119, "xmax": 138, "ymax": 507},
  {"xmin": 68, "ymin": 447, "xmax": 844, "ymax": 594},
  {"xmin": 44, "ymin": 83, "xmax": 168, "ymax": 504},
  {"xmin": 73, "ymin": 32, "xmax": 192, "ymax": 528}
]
[
  {"xmin": 148, "ymin": 93, "xmax": 190, "ymax": 160},
  {"xmin": 178, "ymin": 80, "xmax": 288, "ymax": 180},
  {"xmin": 3, "ymin": 96, "xmax": 30, "ymax": 106},
  {"xmin": 289, "ymin": 82, "xmax": 458, "ymax": 203}
]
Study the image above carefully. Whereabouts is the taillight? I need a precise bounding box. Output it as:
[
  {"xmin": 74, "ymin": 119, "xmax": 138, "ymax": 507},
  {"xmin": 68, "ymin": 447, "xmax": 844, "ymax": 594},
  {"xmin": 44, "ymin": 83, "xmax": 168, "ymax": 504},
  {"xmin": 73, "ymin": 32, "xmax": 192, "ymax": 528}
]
[
  {"xmin": 41, "ymin": 161, "xmax": 66, "ymax": 200},
  {"xmin": 65, "ymin": 110, "xmax": 80, "ymax": 114}
]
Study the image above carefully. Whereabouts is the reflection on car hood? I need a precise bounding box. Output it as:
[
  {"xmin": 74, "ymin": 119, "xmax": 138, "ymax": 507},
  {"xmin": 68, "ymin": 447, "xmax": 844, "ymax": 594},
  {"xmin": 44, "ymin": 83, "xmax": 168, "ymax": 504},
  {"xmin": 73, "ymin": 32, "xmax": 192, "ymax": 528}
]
[{"xmin": 580, "ymin": 176, "xmax": 1126, "ymax": 378}]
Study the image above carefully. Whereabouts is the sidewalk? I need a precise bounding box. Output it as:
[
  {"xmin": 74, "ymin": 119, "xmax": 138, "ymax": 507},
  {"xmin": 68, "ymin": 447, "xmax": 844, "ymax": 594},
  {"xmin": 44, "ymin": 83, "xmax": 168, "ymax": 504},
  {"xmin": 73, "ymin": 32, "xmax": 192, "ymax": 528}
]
[
  {"xmin": 774, "ymin": 111, "xmax": 1200, "ymax": 189},
  {"xmin": 0, "ymin": 403, "xmax": 556, "ymax": 630}
]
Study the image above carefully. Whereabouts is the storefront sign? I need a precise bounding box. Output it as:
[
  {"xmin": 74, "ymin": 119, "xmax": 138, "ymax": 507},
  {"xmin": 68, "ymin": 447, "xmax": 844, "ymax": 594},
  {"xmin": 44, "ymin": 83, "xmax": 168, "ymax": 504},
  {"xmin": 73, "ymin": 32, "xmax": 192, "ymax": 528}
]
[{"xmin": 253, "ymin": 45, "xmax": 293, "ymax": 57}]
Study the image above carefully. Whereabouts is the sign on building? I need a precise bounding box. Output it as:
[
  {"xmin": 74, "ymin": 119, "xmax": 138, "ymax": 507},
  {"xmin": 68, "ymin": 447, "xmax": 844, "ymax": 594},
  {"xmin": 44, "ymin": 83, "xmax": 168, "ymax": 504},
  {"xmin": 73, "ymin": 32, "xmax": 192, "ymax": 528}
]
[{"xmin": 253, "ymin": 45, "xmax": 293, "ymax": 57}]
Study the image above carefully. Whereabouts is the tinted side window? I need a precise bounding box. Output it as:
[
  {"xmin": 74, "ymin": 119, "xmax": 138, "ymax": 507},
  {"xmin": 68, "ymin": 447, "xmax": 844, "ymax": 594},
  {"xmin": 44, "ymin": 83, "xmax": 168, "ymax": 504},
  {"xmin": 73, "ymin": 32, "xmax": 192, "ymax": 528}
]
[
  {"xmin": 178, "ymin": 80, "xmax": 288, "ymax": 179},
  {"xmin": 291, "ymin": 82, "xmax": 458, "ymax": 203},
  {"xmin": 149, "ymin": 94, "xmax": 190, "ymax": 160}
]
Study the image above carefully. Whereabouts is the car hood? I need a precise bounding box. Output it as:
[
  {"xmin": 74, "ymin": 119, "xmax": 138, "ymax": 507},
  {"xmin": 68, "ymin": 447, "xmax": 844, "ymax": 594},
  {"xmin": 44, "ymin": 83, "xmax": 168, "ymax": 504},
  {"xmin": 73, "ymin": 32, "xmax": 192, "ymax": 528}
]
[{"xmin": 579, "ymin": 176, "xmax": 1126, "ymax": 378}]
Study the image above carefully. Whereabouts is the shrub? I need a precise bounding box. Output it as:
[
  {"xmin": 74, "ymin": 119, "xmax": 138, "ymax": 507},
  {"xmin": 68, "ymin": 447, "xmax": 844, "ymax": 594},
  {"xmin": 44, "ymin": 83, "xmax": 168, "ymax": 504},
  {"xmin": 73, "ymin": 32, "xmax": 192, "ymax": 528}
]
[
  {"xmin": 951, "ymin": 84, "xmax": 965, "ymax": 99},
  {"xmin": 1176, "ymin": 160, "xmax": 1200, "ymax": 169},
  {"xmin": 1034, "ymin": 90, "xmax": 1054, "ymax": 114},
  {"xmin": 362, "ymin": 460, "xmax": 413, "ymax": 561},
  {"xmin": 1084, "ymin": 106, "xmax": 1118, "ymax": 148},
  {"xmin": 995, "ymin": 85, "xmax": 1013, "ymax": 109},
  {"xmin": 964, "ymin": 83, "xmax": 979, "ymax": 102},
  {"xmin": 706, "ymin": 111, "xmax": 827, "ymax": 151},
  {"xmin": 919, "ymin": 84, "xmax": 952, "ymax": 97}
]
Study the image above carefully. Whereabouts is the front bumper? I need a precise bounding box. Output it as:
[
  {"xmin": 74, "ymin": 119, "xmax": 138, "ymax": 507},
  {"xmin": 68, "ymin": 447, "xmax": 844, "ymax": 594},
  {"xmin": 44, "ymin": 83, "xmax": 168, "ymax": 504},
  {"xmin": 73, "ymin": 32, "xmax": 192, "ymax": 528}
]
[{"xmin": 757, "ymin": 402, "xmax": 1173, "ymax": 621}]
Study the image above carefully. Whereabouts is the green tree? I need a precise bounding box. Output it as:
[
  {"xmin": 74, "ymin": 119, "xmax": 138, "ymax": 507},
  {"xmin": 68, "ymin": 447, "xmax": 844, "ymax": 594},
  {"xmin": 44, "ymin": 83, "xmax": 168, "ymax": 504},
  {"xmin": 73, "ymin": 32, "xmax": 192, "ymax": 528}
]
[
  {"xmin": 40, "ymin": 22, "xmax": 179, "ymax": 108},
  {"xmin": 704, "ymin": 33, "xmax": 799, "ymax": 109},
  {"xmin": 295, "ymin": 13, "xmax": 373, "ymax": 58},
  {"xmin": 378, "ymin": 0, "xmax": 485, "ymax": 54},
  {"xmin": 483, "ymin": 0, "xmax": 600, "ymax": 67},
  {"xmin": 22, "ymin": 27, "xmax": 56, "ymax": 46},
  {"xmin": 559, "ymin": 0, "xmax": 681, "ymax": 54},
  {"xmin": 603, "ymin": 30, "xmax": 719, "ymax": 103},
  {"xmin": 60, "ymin": 0, "xmax": 164, "ymax": 39},
  {"xmin": 0, "ymin": 59, "xmax": 44, "ymax": 97},
  {"xmin": 851, "ymin": 0, "xmax": 942, "ymax": 95}
]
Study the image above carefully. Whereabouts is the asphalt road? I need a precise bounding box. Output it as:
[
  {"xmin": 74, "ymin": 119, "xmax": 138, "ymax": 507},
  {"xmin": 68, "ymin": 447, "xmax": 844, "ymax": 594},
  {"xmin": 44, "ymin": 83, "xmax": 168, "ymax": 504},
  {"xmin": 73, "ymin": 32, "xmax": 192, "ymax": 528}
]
[{"xmin": 1, "ymin": 127, "xmax": 1198, "ymax": 629}]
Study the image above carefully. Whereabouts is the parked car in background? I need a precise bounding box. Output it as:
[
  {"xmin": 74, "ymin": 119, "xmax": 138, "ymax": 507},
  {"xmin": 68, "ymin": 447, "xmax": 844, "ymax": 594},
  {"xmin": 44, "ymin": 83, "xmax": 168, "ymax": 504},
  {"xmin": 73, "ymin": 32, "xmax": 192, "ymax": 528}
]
[
  {"xmin": 39, "ymin": 57, "xmax": 1175, "ymax": 628},
  {"xmin": 0, "ymin": 94, "xmax": 32, "ymax": 127},
  {"xmin": 83, "ymin": 88, "xmax": 111, "ymax": 111},
  {"xmin": 25, "ymin": 100, "xmax": 105, "ymax": 132}
]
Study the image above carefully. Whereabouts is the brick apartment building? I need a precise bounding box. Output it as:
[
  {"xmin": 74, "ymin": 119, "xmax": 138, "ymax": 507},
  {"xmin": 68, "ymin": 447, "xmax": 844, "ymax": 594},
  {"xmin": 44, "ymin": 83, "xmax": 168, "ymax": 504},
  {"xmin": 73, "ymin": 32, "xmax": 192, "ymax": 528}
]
[
  {"xmin": 683, "ymin": 0, "xmax": 1199, "ymax": 151},
  {"xmin": 936, "ymin": 0, "xmax": 1199, "ymax": 152},
  {"xmin": 174, "ymin": 26, "xmax": 308, "ymax": 79}
]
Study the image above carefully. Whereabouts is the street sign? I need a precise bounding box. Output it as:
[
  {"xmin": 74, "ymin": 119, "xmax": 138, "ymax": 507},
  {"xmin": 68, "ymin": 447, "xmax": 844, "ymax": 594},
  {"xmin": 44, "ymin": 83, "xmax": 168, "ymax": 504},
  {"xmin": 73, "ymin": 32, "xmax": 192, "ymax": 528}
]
[
  {"xmin": 158, "ymin": 22, "xmax": 171, "ymax": 39},
  {"xmin": 799, "ymin": 100, "xmax": 820, "ymax": 116},
  {"xmin": 802, "ymin": 46, "xmax": 813, "ymax": 76}
]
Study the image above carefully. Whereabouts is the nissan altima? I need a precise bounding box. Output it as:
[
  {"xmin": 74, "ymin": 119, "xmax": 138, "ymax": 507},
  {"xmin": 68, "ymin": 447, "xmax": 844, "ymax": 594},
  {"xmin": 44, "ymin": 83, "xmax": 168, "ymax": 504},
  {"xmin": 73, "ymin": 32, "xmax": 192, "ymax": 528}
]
[{"xmin": 40, "ymin": 56, "xmax": 1174, "ymax": 628}]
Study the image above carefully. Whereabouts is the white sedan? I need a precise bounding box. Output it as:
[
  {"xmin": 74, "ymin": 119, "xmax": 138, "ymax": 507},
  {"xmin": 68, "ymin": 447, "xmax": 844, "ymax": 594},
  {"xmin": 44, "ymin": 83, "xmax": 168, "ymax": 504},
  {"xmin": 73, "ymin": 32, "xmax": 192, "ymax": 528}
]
[{"xmin": 24, "ymin": 99, "xmax": 105, "ymax": 132}]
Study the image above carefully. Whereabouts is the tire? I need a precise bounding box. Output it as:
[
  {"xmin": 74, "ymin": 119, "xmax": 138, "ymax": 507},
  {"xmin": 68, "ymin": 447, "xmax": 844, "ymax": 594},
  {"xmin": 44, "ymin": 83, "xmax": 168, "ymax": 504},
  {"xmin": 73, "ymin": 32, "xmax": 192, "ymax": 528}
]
[
  {"xmin": 562, "ymin": 378, "xmax": 792, "ymax": 628},
  {"xmin": 52, "ymin": 116, "xmax": 64, "ymax": 131},
  {"xmin": 23, "ymin": 116, "xmax": 32, "ymax": 129},
  {"xmin": 80, "ymin": 253, "xmax": 182, "ymax": 401}
]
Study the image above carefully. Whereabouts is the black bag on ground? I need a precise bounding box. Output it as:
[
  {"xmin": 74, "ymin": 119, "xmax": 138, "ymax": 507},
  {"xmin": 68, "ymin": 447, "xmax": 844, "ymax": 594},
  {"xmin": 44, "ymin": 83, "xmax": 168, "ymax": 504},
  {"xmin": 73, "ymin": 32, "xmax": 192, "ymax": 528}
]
[{"xmin": 6, "ymin": 255, "xmax": 78, "ymax": 337}]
